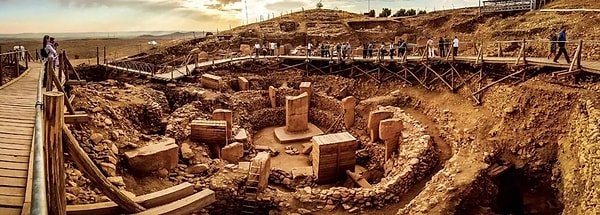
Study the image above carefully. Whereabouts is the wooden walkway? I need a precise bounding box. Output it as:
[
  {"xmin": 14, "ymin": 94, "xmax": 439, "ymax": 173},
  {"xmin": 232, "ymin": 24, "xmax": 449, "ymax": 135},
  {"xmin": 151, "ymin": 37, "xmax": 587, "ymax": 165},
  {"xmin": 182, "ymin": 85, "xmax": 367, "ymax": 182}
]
[
  {"xmin": 0, "ymin": 63, "xmax": 40, "ymax": 215},
  {"xmin": 103, "ymin": 54, "xmax": 600, "ymax": 82}
]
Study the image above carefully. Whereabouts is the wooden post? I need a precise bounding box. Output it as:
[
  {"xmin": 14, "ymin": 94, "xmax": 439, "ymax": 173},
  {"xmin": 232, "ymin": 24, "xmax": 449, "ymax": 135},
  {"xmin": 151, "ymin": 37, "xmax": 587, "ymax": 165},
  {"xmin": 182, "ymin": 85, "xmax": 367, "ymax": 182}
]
[
  {"xmin": 25, "ymin": 50, "xmax": 29, "ymax": 69},
  {"xmin": 577, "ymin": 39, "xmax": 583, "ymax": 69},
  {"xmin": 497, "ymin": 42, "xmax": 503, "ymax": 57},
  {"xmin": 96, "ymin": 47, "xmax": 100, "ymax": 65},
  {"xmin": 44, "ymin": 91, "xmax": 66, "ymax": 215},
  {"xmin": 15, "ymin": 53, "xmax": 19, "ymax": 76},
  {"xmin": 103, "ymin": 47, "xmax": 106, "ymax": 64},
  {"xmin": 0, "ymin": 54, "xmax": 3, "ymax": 86},
  {"xmin": 46, "ymin": 60, "xmax": 54, "ymax": 91},
  {"xmin": 522, "ymin": 39, "xmax": 526, "ymax": 63},
  {"xmin": 62, "ymin": 125, "xmax": 146, "ymax": 213}
]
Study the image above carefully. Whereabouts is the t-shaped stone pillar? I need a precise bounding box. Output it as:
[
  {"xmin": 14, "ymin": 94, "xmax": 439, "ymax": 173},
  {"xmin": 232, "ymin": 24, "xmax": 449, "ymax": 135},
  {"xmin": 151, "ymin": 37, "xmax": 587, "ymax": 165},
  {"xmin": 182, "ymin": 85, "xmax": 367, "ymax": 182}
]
[
  {"xmin": 367, "ymin": 110, "xmax": 394, "ymax": 142},
  {"xmin": 212, "ymin": 109, "xmax": 233, "ymax": 137},
  {"xmin": 285, "ymin": 92, "xmax": 309, "ymax": 132},
  {"xmin": 268, "ymin": 86, "xmax": 276, "ymax": 108},
  {"xmin": 299, "ymin": 82, "xmax": 312, "ymax": 100},
  {"xmin": 379, "ymin": 118, "xmax": 403, "ymax": 161},
  {"xmin": 341, "ymin": 96, "xmax": 356, "ymax": 128}
]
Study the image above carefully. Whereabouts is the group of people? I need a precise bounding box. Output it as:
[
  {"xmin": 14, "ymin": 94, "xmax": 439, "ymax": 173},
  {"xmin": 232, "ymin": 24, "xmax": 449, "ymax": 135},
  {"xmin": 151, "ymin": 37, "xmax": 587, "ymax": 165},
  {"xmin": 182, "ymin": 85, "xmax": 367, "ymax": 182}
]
[
  {"xmin": 254, "ymin": 41, "xmax": 281, "ymax": 57},
  {"xmin": 307, "ymin": 42, "xmax": 353, "ymax": 59},
  {"xmin": 426, "ymin": 36, "xmax": 460, "ymax": 58},
  {"xmin": 361, "ymin": 40, "xmax": 408, "ymax": 60},
  {"xmin": 41, "ymin": 35, "xmax": 60, "ymax": 87},
  {"xmin": 547, "ymin": 26, "xmax": 571, "ymax": 64}
]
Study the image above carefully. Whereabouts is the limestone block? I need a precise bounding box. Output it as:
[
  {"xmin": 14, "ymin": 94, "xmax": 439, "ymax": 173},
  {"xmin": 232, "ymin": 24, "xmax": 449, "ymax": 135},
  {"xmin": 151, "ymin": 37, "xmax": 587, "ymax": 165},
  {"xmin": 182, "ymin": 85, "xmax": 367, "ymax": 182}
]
[
  {"xmin": 124, "ymin": 138, "xmax": 178, "ymax": 173},
  {"xmin": 180, "ymin": 142, "xmax": 194, "ymax": 160},
  {"xmin": 221, "ymin": 142, "xmax": 244, "ymax": 163},
  {"xmin": 341, "ymin": 96, "xmax": 357, "ymax": 128},
  {"xmin": 379, "ymin": 118, "xmax": 404, "ymax": 161},
  {"xmin": 234, "ymin": 128, "xmax": 252, "ymax": 145},
  {"xmin": 190, "ymin": 120, "xmax": 227, "ymax": 145},
  {"xmin": 240, "ymin": 44, "xmax": 252, "ymax": 56},
  {"xmin": 251, "ymin": 152, "xmax": 271, "ymax": 192},
  {"xmin": 201, "ymin": 74, "xmax": 223, "ymax": 90},
  {"xmin": 367, "ymin": 110, "xmax": 394, "ymax": 141},
  {"xmin": 291, "ymin": 166, "xmax": 314, "ymax": 179},
  {"xmin": 212, "ymin": 109, "xmax": 233, "ymax": 137},
  {"xmin": 285, "ymin": 92, "xmax": 309, "ymax": 132},
  {"xmin": 299, "ymin": 82, "xmax": 312, "ymax": 100},
  {"xmin": 238, "ymin": 77, "xmax": 249, "ymax": 90},
  {"xmin": 269, "ymin": 86, "xmax": 276, "ymax": 108},
  {"xmin": 379, "ymin": 118, "xmax": 404, "ymax": 140}
]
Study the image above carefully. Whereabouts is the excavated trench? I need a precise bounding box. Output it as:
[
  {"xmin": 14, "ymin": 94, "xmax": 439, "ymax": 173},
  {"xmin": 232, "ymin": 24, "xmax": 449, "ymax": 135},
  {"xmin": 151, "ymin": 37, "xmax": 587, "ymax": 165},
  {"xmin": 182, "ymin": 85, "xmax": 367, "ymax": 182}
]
[{"xmin": 68, "ymin": 64, "xmax": 592, "ymax": 214}]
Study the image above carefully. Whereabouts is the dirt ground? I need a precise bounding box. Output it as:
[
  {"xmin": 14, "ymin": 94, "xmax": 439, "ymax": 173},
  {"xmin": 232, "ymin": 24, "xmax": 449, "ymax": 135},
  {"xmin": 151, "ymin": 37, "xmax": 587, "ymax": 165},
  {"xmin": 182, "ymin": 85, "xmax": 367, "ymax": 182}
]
[{"xmin": 253, "ymin": 126, "xmax": 312, "ymax": 173}]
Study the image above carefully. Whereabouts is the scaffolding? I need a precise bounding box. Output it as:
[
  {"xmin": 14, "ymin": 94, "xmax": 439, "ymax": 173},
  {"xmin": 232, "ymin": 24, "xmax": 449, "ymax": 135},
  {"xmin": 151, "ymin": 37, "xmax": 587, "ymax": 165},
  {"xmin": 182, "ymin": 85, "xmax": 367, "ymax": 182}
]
[{"xmin": 481, "ymin": 0, "xmax": 535, "ymax": 13}]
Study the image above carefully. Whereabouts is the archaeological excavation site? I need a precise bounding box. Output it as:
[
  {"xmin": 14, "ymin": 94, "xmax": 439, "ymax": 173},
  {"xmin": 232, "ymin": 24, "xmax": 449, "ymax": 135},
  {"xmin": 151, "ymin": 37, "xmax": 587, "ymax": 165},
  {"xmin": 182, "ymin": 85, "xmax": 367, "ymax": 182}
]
[{"xmin": 3, "ymin": 0, "xmax": 600, "ymax": 215}]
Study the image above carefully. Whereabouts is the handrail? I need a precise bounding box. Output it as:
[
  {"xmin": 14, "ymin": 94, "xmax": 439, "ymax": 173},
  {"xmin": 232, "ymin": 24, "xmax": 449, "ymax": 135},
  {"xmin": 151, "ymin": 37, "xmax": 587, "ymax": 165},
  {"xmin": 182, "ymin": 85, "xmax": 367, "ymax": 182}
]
[{"xmin": 31, "ymin": 61, "xmax": 48, "ymax": 215}]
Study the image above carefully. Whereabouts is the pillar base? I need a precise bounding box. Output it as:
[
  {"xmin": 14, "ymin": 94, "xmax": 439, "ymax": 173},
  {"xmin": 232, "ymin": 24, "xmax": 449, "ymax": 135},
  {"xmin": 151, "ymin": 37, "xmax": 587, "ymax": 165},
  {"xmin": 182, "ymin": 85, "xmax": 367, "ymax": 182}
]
[{"xmin": 274, "ymin": 123, "xmax": 324, "ymax": 143}]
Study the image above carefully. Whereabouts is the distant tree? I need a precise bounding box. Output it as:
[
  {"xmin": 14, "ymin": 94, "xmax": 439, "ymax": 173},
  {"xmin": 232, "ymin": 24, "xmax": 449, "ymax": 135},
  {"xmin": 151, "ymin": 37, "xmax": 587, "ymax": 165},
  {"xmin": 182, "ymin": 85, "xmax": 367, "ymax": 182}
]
[
  {"xmin": 406, "ymin": 9, "xmax": 417, "ymax": 16},
  {"xmin": 316, "ymin": 1, "xmax": 323, "ymax": 9},
  {"xmin": 379, "ymin": 8, "xmax": 392, "ymax": 17},
  {"xmin": 368, "ymin": 9, "xmax": 376, "ymax": 17},
  {"xmin": 418, "ymin": 10, "xmax": 427, "ymax": 15},
  {"xmin": 392, "ymin": 9, "xmax": 406, "ymax": 17}
]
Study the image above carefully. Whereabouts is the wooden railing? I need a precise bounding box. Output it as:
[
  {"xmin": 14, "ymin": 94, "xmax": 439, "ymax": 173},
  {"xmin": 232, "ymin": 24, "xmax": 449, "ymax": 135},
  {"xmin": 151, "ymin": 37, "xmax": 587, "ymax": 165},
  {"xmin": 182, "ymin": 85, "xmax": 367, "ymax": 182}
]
[{"xmin": 0, "ymin": 49, "xmax": 32, "ymax": 86}]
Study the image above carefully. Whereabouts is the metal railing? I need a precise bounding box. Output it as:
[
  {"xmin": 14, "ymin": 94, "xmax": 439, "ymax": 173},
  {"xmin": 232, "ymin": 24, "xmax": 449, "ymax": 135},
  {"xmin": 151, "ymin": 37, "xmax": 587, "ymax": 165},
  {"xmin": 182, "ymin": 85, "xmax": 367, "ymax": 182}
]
[{"xmin": 31, "ymin": 60, "xmax": 48, "ymax": 215}]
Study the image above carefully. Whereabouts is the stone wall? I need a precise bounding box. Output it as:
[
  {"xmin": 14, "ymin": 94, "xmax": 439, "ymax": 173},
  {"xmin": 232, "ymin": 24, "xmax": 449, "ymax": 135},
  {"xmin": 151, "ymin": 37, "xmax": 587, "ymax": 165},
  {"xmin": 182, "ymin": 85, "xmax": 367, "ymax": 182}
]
[{"xmin": 559, "ymin": 100, "xmax": 600, "ymax": 214}]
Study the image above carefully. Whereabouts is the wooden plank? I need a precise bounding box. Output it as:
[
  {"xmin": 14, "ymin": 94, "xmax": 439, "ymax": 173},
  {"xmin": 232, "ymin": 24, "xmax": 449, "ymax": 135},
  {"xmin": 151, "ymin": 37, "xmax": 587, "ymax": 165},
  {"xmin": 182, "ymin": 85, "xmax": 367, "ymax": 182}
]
[
  {"xmin": 0, "ymin": 207, "xmax": 21, "ymax": 215},
  {"xmin": 0, "ymin": 168, "xmax": 28, "ymax": 178},
  {"xmin": 133, "ymin": 189, "xmax": 215, "ymax": 215},
  {"xmin": 0, "ymin": 161, "xmax": 29, "ymax": 170},
  {"xmin": 65, "ymin": 80, "xmax": 86, "ymax": 85},
  {"xmin": 0, "ymin": 138, "xmax": 33, "ymax": 145},
  {"xmin": 64, "ymin": 114, "xmax": 89, "ymax": 124},
  {"xmin": 0, "ymin": 195, "xmax": 24, "ymax": 207},
  {"xmin": 0, "ymin": 143, "xmax": 30, "ymax": 150},
  {"xmin": 0, "ymin": 187, "xmax": 25, "ymax": 197},
  {"xmin": 0, "ymin": 177, "xmax": 27, "ymax": 187},
  {"xmin": 0, "ymin": 121, "xmax": 34, "ymax": 128},
  {"xmin": 0, "ymin": 154, "xmax": 29, "ymax": 163},
  {"xmin": 0, "ymin": 149, "xmax": 30, "ymax": 157},
  {"xmin": 67, "ymin": 182, "xmax": 195, "ymax": 215}
]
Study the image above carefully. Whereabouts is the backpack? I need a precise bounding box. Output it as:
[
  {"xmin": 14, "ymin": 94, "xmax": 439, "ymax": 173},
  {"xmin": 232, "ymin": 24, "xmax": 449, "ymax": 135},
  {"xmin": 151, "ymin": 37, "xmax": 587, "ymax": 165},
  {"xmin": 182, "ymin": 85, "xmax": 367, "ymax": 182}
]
[{"xmin": 40, "ymin": 47, "xmax": 48, "ymax": 58}]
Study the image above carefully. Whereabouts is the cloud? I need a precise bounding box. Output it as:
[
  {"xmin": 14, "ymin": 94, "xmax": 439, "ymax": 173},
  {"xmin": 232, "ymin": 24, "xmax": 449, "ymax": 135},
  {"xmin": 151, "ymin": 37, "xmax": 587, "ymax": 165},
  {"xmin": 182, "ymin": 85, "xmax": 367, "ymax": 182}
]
[{"xmin": 265, "ymin": 0, "xmax": 309, "ymax": 11}]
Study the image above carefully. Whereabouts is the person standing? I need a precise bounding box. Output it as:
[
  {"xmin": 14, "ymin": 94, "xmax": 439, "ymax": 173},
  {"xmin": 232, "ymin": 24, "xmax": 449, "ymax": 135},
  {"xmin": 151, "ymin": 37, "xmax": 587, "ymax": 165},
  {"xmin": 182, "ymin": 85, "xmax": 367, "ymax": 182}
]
[
  {"xmin": 547, "ymin": 33, "xmax": 557, "ymax": 59},
  {"xmin": 254, "ymin": 42, "xmax": 261, "ymax": 57},
  {"xmin": 553, "ymin": 27, "xmax": 571, "ymax": 64},
  {"xmin": 307, "ymin": 42, "xmax": 313, "ymax": 57},
  {"xmin": 269, "ymin": 42, "xmax": 276, "ymax": 56},
  {"xmin": 452, "ymin": 36, "xmax": 459, "ymax": 57},
  {"xmin": 439, "ymin": 37, "xmax": 446, "ymax": 57},
  {"xmin": 277, "ymin": 41, "xmax": 281, "ymax": 56},
  {"xmin": 427, "ymin": 37, "xmax": 435, "ymax": 58},
  {"xmin": 379, "ymin": 42, "xmax": 386, "ymax": 60},
  {"xmin": 368, "ymin": 42, "xmax": 374, "ymax": 58},
  {"xmin": 389, "ymin": 42, "xmax": 395, "ymax": 60},
  {"xmin": 399, "ymin": 39, "xmax": 407, "ymax": 58},
  {"xmin": 362, "ymin": 43, "xmax": 368, "ymax": 59},
  {"xmin": 345, "ymin": 42, "xmax": 352, "ymax": 59}
]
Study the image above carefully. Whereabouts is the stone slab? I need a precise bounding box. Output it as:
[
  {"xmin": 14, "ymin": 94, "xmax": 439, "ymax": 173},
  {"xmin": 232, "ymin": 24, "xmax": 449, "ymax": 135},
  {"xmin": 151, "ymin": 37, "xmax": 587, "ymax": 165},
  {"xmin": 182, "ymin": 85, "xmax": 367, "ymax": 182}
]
[
  {"xmin": 221, "ymin": 142, "xmax": 244, "ymax": 163},
  {"xmin": 124, "ymin": 138, "xmax": 179, "ymax": 173},
  {"xmin": 238, "ymin": 77, "xmax": 249, "ymax": 90},
  {"xmin": 274, "ymin": 123, "xmax": 324, "ymax": 143}
]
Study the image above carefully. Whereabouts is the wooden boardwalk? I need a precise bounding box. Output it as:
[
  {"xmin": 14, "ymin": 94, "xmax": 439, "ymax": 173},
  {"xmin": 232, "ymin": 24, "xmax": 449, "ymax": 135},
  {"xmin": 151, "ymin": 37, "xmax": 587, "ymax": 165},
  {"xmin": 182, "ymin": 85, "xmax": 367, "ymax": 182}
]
[
  {"xmin": 103, "ymin": 54, "xmax": 600, "ymax": 82},
  {"xmin": 0, "ymin": 63, "xmax": 40, "ymax": 215}
]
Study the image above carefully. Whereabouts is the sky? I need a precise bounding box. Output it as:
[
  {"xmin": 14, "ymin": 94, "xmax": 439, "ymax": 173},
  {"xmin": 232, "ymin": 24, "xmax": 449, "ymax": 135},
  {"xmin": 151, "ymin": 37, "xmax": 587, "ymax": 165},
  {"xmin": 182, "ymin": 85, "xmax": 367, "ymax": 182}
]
[{"xmin": 0, "ymin": 0, "xmax": 480, "ymax": 34}]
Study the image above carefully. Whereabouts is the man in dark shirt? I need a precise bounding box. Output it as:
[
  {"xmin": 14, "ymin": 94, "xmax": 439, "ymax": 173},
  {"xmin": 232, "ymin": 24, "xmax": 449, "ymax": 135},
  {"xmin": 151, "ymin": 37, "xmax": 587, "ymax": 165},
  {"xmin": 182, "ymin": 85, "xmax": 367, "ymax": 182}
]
[{"xmin": 553, "ymin": 27, "xmax": 571, "ymax": 64}]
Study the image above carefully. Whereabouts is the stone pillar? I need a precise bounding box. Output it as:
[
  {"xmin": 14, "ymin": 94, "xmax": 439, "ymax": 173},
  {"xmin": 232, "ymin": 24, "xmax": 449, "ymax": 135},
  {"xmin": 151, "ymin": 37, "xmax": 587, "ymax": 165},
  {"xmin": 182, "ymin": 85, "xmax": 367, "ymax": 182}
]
[
  {"xmin": 299, "ymin": 82, "xmax": 312, "ymax": 100},
  {"xmin": 379, "ymin": 118, "xmax": 404, "ymax": 161},
  {"xmin": 238, "ymin": 77, "xmax": 249, "ymax": 90},
  {"xmin": 251, "ymin": 152, "xmax": 271, "ymax": 192},
  {"xmin": 285, "ymin": 92, "xmax": 309, "ymax": 132},
  {"xmin": 367, "ymin": 110, "xmax": 394, "ymax": 142},
  {"xmin": 212, "ymin": 109, "xmax": 233, "ymax": 137},
  {"xmin": 341, "ymin": 96, "xmax": 356, "ymax": 128},
  {"xmin": 268, "ymin": 86, "xmax": 276, "ymax": 108}
]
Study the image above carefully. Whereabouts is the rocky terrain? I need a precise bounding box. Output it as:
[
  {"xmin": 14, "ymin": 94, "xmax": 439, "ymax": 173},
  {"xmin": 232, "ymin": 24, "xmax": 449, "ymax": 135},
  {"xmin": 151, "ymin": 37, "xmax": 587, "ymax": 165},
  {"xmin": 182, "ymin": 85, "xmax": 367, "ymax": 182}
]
[{"xmin": 63, "ymin": 0, "xmax": 600, "ymax": 214}]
